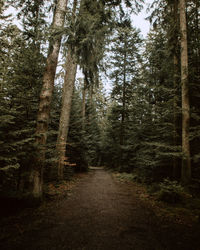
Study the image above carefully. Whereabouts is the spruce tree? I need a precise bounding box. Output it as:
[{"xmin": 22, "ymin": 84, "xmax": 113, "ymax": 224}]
[{"xmin": 104, "ymin": 19, "xmax": 143, "ymax": 171}]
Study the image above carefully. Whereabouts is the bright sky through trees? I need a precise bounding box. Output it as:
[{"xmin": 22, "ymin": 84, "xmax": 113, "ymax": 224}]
[
  {"xmin": 6, "ymin": 1, "xmax": 153, "ymax": 37},
  {"xmin": 132, "ymin": 0, "xmax": 153, "ymax": 37}
]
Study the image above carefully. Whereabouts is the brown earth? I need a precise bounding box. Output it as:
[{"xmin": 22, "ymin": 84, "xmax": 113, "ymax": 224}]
[{"xmin": 1, "ymin": 168, "xmax": 200, "ymax": 250}]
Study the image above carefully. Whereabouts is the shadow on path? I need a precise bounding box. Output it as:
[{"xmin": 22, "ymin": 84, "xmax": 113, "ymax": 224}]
[{"xmin": 1, "ymin": 169, "xmax": 200, "ymax": 250}]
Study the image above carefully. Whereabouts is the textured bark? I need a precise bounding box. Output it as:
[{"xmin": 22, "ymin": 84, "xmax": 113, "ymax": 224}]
[
  {"xmin": 173, "ymin": 54, "xmax": 180, "ymax": 179},
  {"xmin": 88, "ymin": 84, "xmax": 93, "ymax": 122},
  {"xmin": 57, "ymin": 48, "xmax": 77, "ymax": 180},
  {"xmin": 82, "ymin": 79, "xmax": 87, "ymax": 128},
  {"xmin": 32, "ymin": 0, "xmax": 68, "ymax": 198},
  {"xmin": 173, "ymin": 0, "xmax": 180, "ymax": 179},
  {"xmin": 179, "ymin": 0, "xmax": 191, "ymax": 184},
  {"xmin": 57, "ymin": 0, "xmax": 78, "ymax": 180}
]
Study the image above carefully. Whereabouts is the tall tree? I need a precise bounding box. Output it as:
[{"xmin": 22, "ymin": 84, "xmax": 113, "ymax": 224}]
[
  {"xmin": 179, "ymin": 0, "xmax": 191, "ymax": 184},
  {"xmin": 57, "ymin": 0, "xmax": 78, "ymax": 180},
  {"xmin": 32, "ymin": 0, "xmax": 68, "ymax": 199},
  {"xmin": 171, "ymin": 0, "xmax": 181, "ymax": 179},
  {"xmin": 187, "ymin": 0, "xmax": 200, "ymax": 179},
  {"xmin": 105, "ymin": 20, "xmax": 143, "ymax": 170}
]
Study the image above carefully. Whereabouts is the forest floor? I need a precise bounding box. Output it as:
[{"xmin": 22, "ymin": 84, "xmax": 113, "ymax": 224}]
[{"xmin": 0, "ymin": 168, "xmax": 200, "ymax": 250}]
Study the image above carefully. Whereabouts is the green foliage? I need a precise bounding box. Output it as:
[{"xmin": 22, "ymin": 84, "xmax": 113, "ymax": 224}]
[
  {"xmin": 102, "ymin": 20, "xmax": 143, "ymax": 171},
  {"xmin": 67, "ymin": 86, "xmax": 88, "ymax": 171},
  {"xmin": 0, "ymin": 164, "xmax": 20, "ymax": 194},
  {"xmin": 157, "ymin": 179, "xmax": 185, "ymax": 204},
  {"xmin": 0, "ymin": 0, "xmax": 47, "ymax": 193},
  {"xmin": 74, "ymin": 0, "xmax": 110, "ymax": 85},
  {"xmin": 115, "ymin": 172, "xmax": 139, "ymax": 182}
]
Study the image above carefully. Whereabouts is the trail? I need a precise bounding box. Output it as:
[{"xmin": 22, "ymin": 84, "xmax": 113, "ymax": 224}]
[{"xmin": 1, "ymin": 169, "xmax": 200, "ymax": 250}]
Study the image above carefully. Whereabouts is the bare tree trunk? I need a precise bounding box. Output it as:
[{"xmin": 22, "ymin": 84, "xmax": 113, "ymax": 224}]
[
  {"xmin": 119, "ymin": 38, "xmax": 127, "ymax": 170},
  {"xmin": 88, "ymin": 84, "xmax": 93, "ymax": 122},
  {"xmin": 179, "ymin": 0, "xmax": 191, "ymax": 184},
  {"xmin": 120, "ymin": 39, "xmax": 127, "ymax": 147},
  {"xmin": 173, "ymin": 54, "xmax": 180, "ymax": 179},
  {"xmin": 31, "ymin": 0, "xmax": 68, "ymax": 199},
  {"xmin": 82, "ymin": 78, "xmax": 87, "ymax": 129},
  {"xmin": 172, "ymin": 0, "xmax": 180, "ymax": 179},
  {"xmin": 56, "ymin": 0, "xmax": 78, "ymax": 180},
  {"xmin": 57, "ymin": 48, "xmax": 77, "ymax": 180}
]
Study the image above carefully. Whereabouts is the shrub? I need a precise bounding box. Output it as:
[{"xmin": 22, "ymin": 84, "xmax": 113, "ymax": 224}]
[
  {"xmin": 148, "ymin": 183, "xmax": 161, "ymax": 194},
  {"xmin": 157, "ymin": 179, "xmax": 185, "ymax": 204},
  {"xmin": 115, "ymin": 173, "xmax": 139, "ymax": 182}
]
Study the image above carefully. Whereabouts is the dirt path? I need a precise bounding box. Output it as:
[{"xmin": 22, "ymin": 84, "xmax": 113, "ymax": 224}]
[{"xmin": 1, "ymin": 169, "xmax": 200, "ymax": 250}]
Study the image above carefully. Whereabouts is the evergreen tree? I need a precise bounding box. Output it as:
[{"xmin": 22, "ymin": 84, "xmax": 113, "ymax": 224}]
[
  {"xmin": 0, "ymin": 0, "xmax": 46, "ymax": 194},
  {"xmin": 187, "ymin": 0, "xmax": 200, "ymax": 181},
  {"xmin": 33, "ymin": 0, "xmax": 68, "ymax": 199},
  {"xmin": 103, "ymin": 20, "xmax": 143, "ymax": 171},
  {"xmin": 57, "ymin": 0, "xmax": 78, "ymax": 180}
]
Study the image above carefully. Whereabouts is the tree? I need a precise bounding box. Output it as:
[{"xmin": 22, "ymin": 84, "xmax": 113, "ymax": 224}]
[
  {"xmin": 104, "ymin": 20, "xmax": 143, "ymax": 171},
  {"xmin": 179, "ymin": 0, "xmax": 191, "ymax": 184},
  {"xmin": 32, "ymin": 0, "xmax": 68, "ymax": 199},
  {"xmin": 186, "ymin": 0, "xmax": 200, "ymax": 181},
  {"xmin": 57, "ymin": 0, "xmax": 78, "ymax": 180},
  {"xmin": 172, "ymin": 0, "xmax": 180, "ymax": 179},
  {"xmin": 0, "ymin": 0, "xmax": 47, "ymax": 194}
]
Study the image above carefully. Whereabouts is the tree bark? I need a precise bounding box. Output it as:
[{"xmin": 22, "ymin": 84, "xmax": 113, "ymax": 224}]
[
  {"xmin": 119, "ymin": 36, "xmax": 127, "ymax": 169},
  {"xmin": 31, "ymin": 0, "xmax": 68, "ymax": 199},
  {"xmin": 57, "ymin": 48, "xmax": 77, "ymax": 180},
  {"xmin": 179, "ymin": 0, "xmax": 191, "ymax": 184},
  {"xmin": 173, "ymin": 53, "xmax": 180, "ymax": 179},
  {"xmin": 172, "ymin": 0, "xmax": 180, "ymax": 179},
  {"xmin": 82, "ymin": 78, "xmax": 87, "ymax": 129},
  {"xmin": 56, "ymin": 0, "xmax": 78, "ymax": 180},
  {"xmin": 88, "ymin": 84, "xmax": 93, "ymax": 122}
]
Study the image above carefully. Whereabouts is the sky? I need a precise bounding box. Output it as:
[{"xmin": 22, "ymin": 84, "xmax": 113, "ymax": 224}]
[{"xmin": 131, "ymin": 0, "xmax": 153, "ymax": 38}]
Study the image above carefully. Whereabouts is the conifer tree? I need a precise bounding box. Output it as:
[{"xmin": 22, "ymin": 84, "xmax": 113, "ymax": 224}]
[
  {"xmin": 57, "ymin": 0, "xmax": 78, "ymax": 180},
  {"xmin": 0, "ymin": 0, "xmax": 46, "ymax": 193},
  {"xmin": 32, "ymin": 0, "xmax": 68, "ymax": 198},
  {"xmin": 187, "ymin": 0, "xmax": 200, "ymax": 180},
  {"xmin": 104, "ymin": 19, "xmax": 143, "ymax": 171}
]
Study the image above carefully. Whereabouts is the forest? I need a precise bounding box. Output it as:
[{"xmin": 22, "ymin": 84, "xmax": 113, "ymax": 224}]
[{"xmin": 0, "ymin": 0, "xmax": 200, "ymax": 249}]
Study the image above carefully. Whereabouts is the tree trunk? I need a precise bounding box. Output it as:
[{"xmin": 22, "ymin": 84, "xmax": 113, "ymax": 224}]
[
  {"xmin": 82, "ymin": 78, "xmax": 87, "ymax": 129},
  {"xmin": 172, "ymin": 0, "xmax": 180, "ymax": 179},
  {"xmin": 89, "ymin": 84, "xmax": 93, "ymax": 122},
  {"xmin": 119, "ymin": 38, "xmax": 127, "ymax": 170},
  {"xmin": 57, "ymin": 0, "xmax": 78, "ymax": 180},
  {"xmin": 173, "ymin": 53, "xmax": 180, "ymax": 179},
  {"xmin": 179, "ymin": 0, "xmax": 191, "ymax": 184},
  {"xmin": 120, "ymin": 39, "xmax": 127, "ymax": 147},
  {"xmin": 31, "ymin": 0, "xmax": 68, "ymax": 199},
  {"xmin": 57, "ymin": 48, "xmax": 77, "ymax": 180}
]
